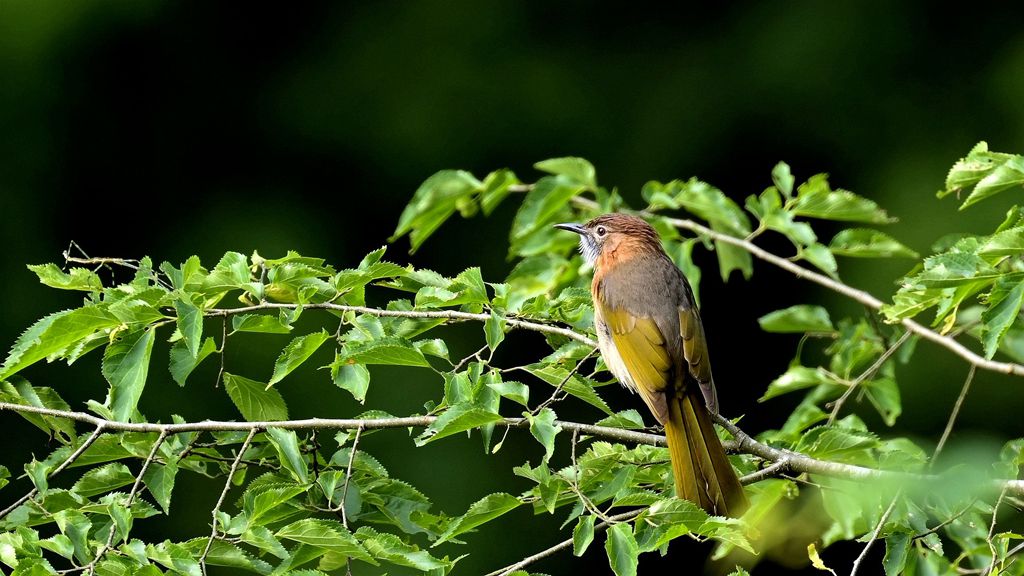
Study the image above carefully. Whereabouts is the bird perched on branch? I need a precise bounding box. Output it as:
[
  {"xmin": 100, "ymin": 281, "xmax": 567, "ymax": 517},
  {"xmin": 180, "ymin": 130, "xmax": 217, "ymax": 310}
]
[{"xmin": 556, "ymin": 214, "xmax": 747, "ymax": 517}]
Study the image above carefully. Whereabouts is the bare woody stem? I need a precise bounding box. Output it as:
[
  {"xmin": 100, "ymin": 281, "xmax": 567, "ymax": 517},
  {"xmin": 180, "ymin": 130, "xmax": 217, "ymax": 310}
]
[
  {"xmin": 207, "ymin": 303, "xmax": 597, "ymax": 347},
  {"xmin": 2, "ymin": 402, "xmax": 1022, "ymax": 500}
]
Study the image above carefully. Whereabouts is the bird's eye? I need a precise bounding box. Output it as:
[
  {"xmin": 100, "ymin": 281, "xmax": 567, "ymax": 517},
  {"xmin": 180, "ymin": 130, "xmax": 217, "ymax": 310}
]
[{"xmin": 596, "ymin": 226, "xmax": 607, "ymax": 237}]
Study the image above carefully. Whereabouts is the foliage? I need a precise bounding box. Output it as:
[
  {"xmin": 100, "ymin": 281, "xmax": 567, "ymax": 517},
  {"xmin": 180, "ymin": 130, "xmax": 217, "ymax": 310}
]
[{"xmin": 0, "ymin": 143, "xmax": 1023, "ymax": 574}]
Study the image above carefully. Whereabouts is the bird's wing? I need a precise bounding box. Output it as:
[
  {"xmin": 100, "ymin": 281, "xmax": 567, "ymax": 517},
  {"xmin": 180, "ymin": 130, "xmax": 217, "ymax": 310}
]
[
  {"xmin": 679, "ymin": 306, "xmax": 718, "ymax": 414},
  {"xmin": 597, "ymin": 301, "xmax": 673, "ymax": 424}
]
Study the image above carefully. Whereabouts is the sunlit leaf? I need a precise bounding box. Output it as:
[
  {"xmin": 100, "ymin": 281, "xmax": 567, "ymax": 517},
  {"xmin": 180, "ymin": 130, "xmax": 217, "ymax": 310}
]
[{"xmin": 224, "ymin": 373, "xmax": 289, "ymax": 421}]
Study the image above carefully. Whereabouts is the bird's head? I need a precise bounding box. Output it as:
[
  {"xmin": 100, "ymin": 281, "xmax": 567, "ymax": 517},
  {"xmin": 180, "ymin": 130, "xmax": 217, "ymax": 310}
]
[{"xmin": 554, "ymin": 213, "xmax": 661, "ymax": 265}]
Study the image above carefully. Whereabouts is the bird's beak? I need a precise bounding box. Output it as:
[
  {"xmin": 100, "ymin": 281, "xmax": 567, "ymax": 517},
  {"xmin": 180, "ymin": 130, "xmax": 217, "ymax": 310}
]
[{"xmin": 554, "ymin": 222, "xmax": 587, "ymax": 235}]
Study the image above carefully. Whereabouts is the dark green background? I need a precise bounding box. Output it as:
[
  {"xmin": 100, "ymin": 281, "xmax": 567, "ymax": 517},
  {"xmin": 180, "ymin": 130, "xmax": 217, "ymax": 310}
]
[{"xmin": 2, "ymin": 1, "xmax": 1024, "ymax": 573}]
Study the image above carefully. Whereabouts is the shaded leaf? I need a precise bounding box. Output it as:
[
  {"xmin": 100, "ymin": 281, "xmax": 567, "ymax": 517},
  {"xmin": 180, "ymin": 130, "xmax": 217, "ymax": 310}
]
[{"xmin": 169, "ymin": 337, "xmax": 216, "ymax": 387}]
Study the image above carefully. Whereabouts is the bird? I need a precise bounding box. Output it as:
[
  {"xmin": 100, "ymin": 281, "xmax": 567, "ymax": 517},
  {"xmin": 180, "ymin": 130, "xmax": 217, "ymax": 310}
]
[{"xmin": 555, "ymin": 213, "xmax": 747, "ymax": 517}]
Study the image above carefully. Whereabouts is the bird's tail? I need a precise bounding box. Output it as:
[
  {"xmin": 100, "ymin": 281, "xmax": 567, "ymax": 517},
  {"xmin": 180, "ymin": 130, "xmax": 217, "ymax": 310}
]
[{"xmin": 664, "ymin": 391, "xmax": 748, "ymax": 517}]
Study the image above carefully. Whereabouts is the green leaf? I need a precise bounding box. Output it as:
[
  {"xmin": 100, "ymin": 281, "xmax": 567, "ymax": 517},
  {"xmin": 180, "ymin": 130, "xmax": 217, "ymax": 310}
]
[
  {"xmin": 28, "ymin": 263, "xmax": 103, "ymax": 291},
  {"xmin": 53, "ymin": 509, "xmax": 92, "ymax": 564},
  {"xmin": 1, "ymin": 306, "xmax": 119, "ymax": 380},
  {"xmin": 772, "ymin": 162, "xmax": 795, "ymax": 198},
  {"xmin": 340, "ymin": 336, "xmax": 430, "ymax": 367},
  {"xmin": 528, "ymin": 408, "xmax": 562, "ymax": 462},
  {"xmin": 829, "ymin": 229, "xmax": 918, "ymax": 259},
  {"xmin": 573, "ymin": 515, "xmax": 596, "ymax": 556},
  {"xmin": 173, "ymin": 297, "xmax": 203, "ymax": 358},
  {"xmin": 594, "ymin": 410, "xmax": 646, "ymax": 430},
  {"xmin": 884, "ymin": 530, "xmax": 912, "ymax": 576},
  {"xmin": 803, "ymin": 243, "xmax": 838, "ymax": 277},
  {"xmin": 72, "ymin": 463, "xmax": 134, "ymax": 497},
  {"xmin": 981, "ymin": 276, "xmax": 1024, "ymax": 359},
  {"xmin": 910, "ymin": 251, "xmax": 1000, "ymax": 288},
  {"xmin": 356, "ymin": 527, "xmax": 449, "ymax": 571},
  {"xmin": 485, "ymin": 310, "xmax": 506, "ymax": 352},
  {"xmin": 480, "ymin": 169, "xmax": 519, "ymax": 216},
  {"xmin": 414, "ymin": 338, "xmax": 450, "ymax": 361},
  {"xmin": 642, "ymin": 179, "xmax": 752, "ymax": 280},
  {"xmin": 758, "ymin": 305, "xmax": 834, "ymax": 333},
  {"xmin": 524, "ymin": 364, "xmax": 612, "ymax": 415},
  {"xmin": 241, "ymin": 526, "xmax": 289, "ymax": 559},
  {"xmin": 267, "ymin": 330, "xmax": 331, "ymax": 387},
  {"xmin": 486, "ymin": 380, "xmax": 530, "ymax": 407},
  {"xmin": 534, "ymin": 157, "xmax": 597, "ymax": 189},
  {"xmin": 192, "ymin": 540, "xmax": 272, "ymax": 574},
  {"xmin": 392, "ymin": 170, "xmax": 483, "ymax": 253},
  {"xmin": 245, "ymin": 483, "xmax": 307, "ymax": 526},
  {"xmin": 864, "ymin": 377, "xmax": 902, "ymax": 426},
  {"xmin": 231, "ymin": 314, "xmax": 293, "ymax": 334},
  {"xmin": 796, "ymin": 426, "xmax": 879, "ymax": 464},
  {"xmin": 510, "ymin": 176, "xmax": 586, "ymax": 254},
  {"xmin": 266, "ymin": 428, "xmax": 308, "ymax": 484},
  {"xmin": 169, "ymin": 337, "xmax": 216, "ymax": 387},
  {"xmin": 276, "ymin": 519, "xmax": 375, "ymax": 565},
  {"xmin": 980, "ymin": 226, "xmax": 1024, "ymax": 258},
  {"xmin": 793, "ymin": 174, "xmax": 894, "ymax": 223},
  {"xmin": 143, "ymin": 461, "xmax": 178, "ymax": 514},
  {"xmin": 960, "ymin": 155, "xmax": 1024, "ymax": 209},
  {"xmin": 103, "ymin": 329, "xmax": 156, "ymax": 422},
  {"xmin": 202, "ymin": 251, "xmax": 251, "ymax": 294},
  {"xmin": 433, "ymin": 492, "xmax": 521, "ymax": 545},
  {"xmin": 416, "ymin": 402, "xmax": 504, "ymax": 445},
  {"xmin": 760, "ymin": 366, "xmax": 834, "ymax": 401},
  {"xmin": 605, "ymin": 523, "xmax": 639, "ymax": 576},
  {"xmin": 942, "ymin": 141, "xmax": 1005, "ymax": 196},
  {"xmin": 331, "ymin": 361, "xmax": 371, "ymax": 403},
  {"xmin": 224, "ymin": 373, "xmax": 289, "ymax": 421},
  {"xmin": 1, "ymin": 378, "xmax": 76, "ymax": 440}
]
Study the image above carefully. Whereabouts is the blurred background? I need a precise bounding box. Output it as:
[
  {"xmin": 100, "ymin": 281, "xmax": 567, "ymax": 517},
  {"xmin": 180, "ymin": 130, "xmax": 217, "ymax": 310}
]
[{"xmin": 2, "ymin": 1, "xmax": 1024, "ymax": 573}]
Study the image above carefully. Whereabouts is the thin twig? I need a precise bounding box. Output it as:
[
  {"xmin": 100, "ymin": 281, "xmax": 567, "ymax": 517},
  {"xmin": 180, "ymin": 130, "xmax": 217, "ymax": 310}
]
[
  {"xmin": 740, "ymin": 459, "xmax": 791, "ymax": 485},
  {"xmin": 216, "ymin": 316, "xmax": 228, "ymax": 388},
  {"xmin": 338, "ymin": 426, "xmax": 362, "ymax": 520},
  {"xmin": 86, "ymin": 430, "xmax": 168, "ymax": 575},
  {"xmin": 570, "ymin": 196, "xmax": 1024, "ymax": 379},
  {"xmin": 828, "ymin": 330, "xmax": 911, "ymax": 424},
  {"xmin": 568, "ymin": 428, "xmax": 616, "ymax": 523},
  {"xmin": 0, "ymin": 424, "xmax": 105, "ymax": 520},
  {"xmin": 850, "ymin": 490, "xmax": 901, "ymax": 576},
  {"xmin": 532, "ymin": 347, "xmax": 599, "ymax": 414},
  {"xmin": 206, "ymin": 303, "xmax": 597, "ymax": 347},
  {"xmin": 985, "ymin": 486, "xmax": 1009, "ymax": 576},
  {"xmin": 482, "ymin": 509, "xmax": 644, "ymax": 576},
  {"xmin": 932, "ymin": 365, "xmax": 977, "ymax": 467},
  {"xmin": 200, "ymin": 428, "xmax": 257, "ymax": 576},
  {"xmin": 481, "ymin": 463, "xmax": 792, "ymax": 576},
  {"xmin": 2, "ymin": 402, "xmax": 1023, "ymax": 497}
]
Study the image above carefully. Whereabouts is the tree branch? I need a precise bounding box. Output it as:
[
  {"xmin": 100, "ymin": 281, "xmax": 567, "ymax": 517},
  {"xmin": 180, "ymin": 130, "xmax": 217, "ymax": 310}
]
[
  {"xmin": 0, "ymin": 424, "xmax": 105, "ymax": 520},
  {"xmin": 207, "ymin": 303, "xmax": 597, "ymax": 347},
  {"xmin": 200, "ymin": 428, "xmax": 256, "ymax": 576},
  {"xmin": 2, "ymin": 402, "xmax": 1022, "ymax": 499},
  {"xmin": 570, "ymin": 196, "xmax": 1024, "ymax": 378},
  {"xmin": 482, "ymin": 462, "xmax": 792, "ymax": 576}
]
